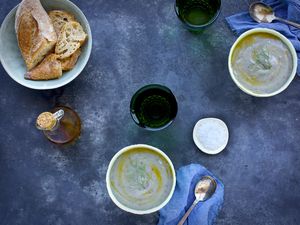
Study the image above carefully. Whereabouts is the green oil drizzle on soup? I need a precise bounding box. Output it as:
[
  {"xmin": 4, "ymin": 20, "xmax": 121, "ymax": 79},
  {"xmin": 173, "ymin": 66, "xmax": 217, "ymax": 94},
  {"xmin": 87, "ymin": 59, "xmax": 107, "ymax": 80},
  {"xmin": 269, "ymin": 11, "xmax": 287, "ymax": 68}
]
[
  {"xmin": 109, "ymin": 148, "xmax": 173, "ymax": 211},
  {"xmin": 231, "ymin": 33, "xmax": 293, "ymax": 94}
]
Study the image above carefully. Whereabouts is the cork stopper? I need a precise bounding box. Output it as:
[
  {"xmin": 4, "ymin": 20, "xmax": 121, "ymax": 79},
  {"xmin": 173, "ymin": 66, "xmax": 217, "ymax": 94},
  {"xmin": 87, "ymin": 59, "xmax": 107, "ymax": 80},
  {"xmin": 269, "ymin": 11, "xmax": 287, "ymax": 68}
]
[{"xmin": 36, "ymin": 112, "xmax": 56, "ymax": 130}]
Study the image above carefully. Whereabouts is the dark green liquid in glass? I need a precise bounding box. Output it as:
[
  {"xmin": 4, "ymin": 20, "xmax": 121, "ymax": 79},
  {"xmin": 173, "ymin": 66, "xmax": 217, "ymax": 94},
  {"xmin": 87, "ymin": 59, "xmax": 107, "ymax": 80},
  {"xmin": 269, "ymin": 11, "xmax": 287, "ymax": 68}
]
[
  {"xmin": 183, "ymin": 7, "xmax": 214, "ymax": 25},
  {"xmin": 175, "ymin": 0, "xmax": 221, "ymax": 30},
  {"xmin": 130, "ymin": 85, "xmax": 178, "ymax": 131}
]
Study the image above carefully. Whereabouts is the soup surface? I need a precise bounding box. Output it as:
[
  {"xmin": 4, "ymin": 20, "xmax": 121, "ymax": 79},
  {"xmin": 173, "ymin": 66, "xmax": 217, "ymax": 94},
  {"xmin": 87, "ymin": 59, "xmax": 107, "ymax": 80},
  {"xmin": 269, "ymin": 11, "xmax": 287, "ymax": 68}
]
[
  {"xmin": 231, "ymin": 32, "xmax": 293, "ymax": 94},
  {"xmin": 109, "ymin": 147, "xmax": 174, "ymax": 211}
]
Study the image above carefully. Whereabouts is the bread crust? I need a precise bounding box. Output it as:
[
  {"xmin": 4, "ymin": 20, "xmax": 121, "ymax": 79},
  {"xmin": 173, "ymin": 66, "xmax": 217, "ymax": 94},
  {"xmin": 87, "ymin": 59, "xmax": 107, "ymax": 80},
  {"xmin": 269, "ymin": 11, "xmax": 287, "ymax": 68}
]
[
  {"xmin": 25, "ymin": 54, "xmax": 62, "ymax": 80},
  {"xmin": 15, "ymin": 0, "xmax": 57, "ymax": 70},
  {"xmin": 60, "ymin": 48, "xmax": 81, "ymax": 71}
]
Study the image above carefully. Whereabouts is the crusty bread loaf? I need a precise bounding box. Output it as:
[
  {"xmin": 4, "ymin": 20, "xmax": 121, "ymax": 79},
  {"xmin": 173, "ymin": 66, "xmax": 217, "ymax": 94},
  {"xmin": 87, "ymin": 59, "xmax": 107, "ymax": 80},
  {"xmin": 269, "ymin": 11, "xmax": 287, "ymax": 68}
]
[
  {"xmin": 48, "ymin": 10, "xmax": 75, "ymax": 35},
  {"xmin": 15, "ymin": 0, "xmax": 57, "ymax": 70},
  {"xmin": 25, "ymin": 54, "xmax": 62, "ymax": 80},
  {"xmin": 55, "ymin": 21, "xmax": 87, "ymax": 59},
  {"xmin": 60, "ymin": 48, "xmax": 81, "ymax": 71}
]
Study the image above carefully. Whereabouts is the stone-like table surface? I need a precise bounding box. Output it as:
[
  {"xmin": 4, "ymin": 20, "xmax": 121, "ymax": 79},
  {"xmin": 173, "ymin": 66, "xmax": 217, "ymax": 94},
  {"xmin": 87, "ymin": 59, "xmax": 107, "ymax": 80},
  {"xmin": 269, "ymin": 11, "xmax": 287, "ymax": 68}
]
[{"xmin": 1, "ymin": 0, "xmax": 300, "ymax": 224}]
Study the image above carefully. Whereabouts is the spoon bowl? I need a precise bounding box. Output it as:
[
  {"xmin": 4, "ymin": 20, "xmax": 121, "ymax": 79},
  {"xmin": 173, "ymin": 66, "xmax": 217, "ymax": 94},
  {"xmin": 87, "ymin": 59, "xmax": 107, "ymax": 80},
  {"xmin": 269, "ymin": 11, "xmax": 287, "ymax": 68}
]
[
  {"xmin": 194, "ymin": 176, "xmax": 217, "ymax": 201},
  {"xmin": 249, "ymin": 2, "xmax": 275, "ymax": 23}
]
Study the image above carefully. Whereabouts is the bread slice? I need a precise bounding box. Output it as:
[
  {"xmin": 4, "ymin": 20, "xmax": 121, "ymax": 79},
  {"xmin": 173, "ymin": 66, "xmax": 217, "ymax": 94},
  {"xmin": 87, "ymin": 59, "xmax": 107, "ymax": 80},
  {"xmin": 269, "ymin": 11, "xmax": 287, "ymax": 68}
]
[
  {"xmin": 60, "ymin": 48, "xmax": 81, "ymax": 71},
  {"xmin": 15, "ymin": 0, "xmax": 57, "ymax": 70},
  {"xmin": 55, "ymin": 21, "xmax": 87, "ymax": 59},
  {"xmin": 25, "ymin": 54, "xmax": 62, "ymax": 80},
  {"xmin": 48, "ymin": 10, "xmax": 75, "ymax": 35}
]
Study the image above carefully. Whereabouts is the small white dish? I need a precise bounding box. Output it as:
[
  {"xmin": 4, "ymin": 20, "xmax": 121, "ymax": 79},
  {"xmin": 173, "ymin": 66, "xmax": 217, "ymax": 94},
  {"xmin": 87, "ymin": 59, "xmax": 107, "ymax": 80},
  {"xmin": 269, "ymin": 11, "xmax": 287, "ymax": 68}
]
[
  {"xmin": 0, "ymin": 0, "xmax": 92, "ymax": 90},
  {"xmin": 106, "ymin": 144, "xmax": 176, "ymax": 215},
  {"xmin": 193, "ymin": 118, "xmax": 229, "ymax": 155}
]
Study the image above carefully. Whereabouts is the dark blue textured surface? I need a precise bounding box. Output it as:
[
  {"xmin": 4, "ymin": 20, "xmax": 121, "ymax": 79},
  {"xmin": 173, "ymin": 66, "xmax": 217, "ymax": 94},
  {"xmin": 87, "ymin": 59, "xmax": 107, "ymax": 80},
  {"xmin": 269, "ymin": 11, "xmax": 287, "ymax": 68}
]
[{"xmin": 0, "ymin": 0, "xmax": 300, "ymax": 225}]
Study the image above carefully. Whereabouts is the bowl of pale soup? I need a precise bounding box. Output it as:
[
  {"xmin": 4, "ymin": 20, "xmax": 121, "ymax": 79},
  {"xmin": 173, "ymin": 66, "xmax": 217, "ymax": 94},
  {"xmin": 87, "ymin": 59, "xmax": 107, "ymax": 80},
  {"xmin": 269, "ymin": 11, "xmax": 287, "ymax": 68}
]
[
  {"xmin": 106, "ymin": 144, "xmax": 176, "ymax": 214},
  {"xmin": 228, "ymin": 28, "xmax": 297, "ymax": 97}
]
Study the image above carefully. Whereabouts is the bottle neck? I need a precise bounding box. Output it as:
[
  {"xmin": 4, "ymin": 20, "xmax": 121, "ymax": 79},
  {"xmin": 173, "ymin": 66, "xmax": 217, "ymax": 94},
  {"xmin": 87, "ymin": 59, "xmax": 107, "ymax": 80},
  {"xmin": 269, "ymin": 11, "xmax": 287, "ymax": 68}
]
[{"xmin": 50, "ymin": 109, "xmax": 64, "ymax": 131}]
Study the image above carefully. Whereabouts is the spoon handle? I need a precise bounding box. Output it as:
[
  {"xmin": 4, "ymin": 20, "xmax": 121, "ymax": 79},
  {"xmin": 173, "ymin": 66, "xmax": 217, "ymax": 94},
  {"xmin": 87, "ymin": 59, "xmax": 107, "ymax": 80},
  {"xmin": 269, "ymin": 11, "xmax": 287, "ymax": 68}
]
[
  {"xmin": 275, "ymin": 17, "xmax": 300, "ymax": 29},
  {"xmin": 177, "ymin": 200, "xmax": 199, "ymax": 225}
]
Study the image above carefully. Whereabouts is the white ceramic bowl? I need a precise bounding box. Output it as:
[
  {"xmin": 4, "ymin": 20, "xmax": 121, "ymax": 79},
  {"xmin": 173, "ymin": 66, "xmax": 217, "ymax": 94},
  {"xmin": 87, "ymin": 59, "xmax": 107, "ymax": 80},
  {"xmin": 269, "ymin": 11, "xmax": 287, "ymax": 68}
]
[
  {"xmin": 0, "ymin": 0, "xmax": 92, "ymax": 90},
  {"xmin": 228, "ymin": 28, "xmax": 297, "ymax": 97},
  {"xmin": 106, "ymin": 144, "xmax": 176, "ymax": 215}
]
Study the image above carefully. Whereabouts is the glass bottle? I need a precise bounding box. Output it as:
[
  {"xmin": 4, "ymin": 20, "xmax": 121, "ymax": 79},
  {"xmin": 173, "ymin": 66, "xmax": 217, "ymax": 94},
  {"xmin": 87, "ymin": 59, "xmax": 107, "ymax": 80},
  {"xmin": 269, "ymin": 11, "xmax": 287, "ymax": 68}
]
[{"xmin": 36, "ymin": 106, "xmax": 81, "ymax": 144}]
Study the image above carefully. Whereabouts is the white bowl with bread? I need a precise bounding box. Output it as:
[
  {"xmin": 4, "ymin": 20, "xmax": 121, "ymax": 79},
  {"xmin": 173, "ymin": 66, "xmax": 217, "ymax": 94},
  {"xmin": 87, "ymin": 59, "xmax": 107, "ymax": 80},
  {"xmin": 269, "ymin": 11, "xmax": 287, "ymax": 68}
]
[{"xmin": 0, "ymin": 0, "xmax": 92, "ymax": 90}]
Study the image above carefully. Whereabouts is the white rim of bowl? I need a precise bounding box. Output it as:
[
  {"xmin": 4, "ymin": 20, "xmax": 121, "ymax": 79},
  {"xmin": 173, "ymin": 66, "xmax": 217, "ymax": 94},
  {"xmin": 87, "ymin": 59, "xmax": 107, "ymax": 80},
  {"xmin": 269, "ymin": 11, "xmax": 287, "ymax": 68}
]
[
  {"xmin": 193, "ymin": 118, "xmax": 229, "ymax": 155},
  {"xmin": 106, "ymin": 144, "xmax": 176, "ymax": 215},
  {"xmin": 228, "ymin": 28, "xmax": 298, "ymax": 97},
  {"xmin": 0, "ymin": 0, "xmax": 92, "ymax": 90}
]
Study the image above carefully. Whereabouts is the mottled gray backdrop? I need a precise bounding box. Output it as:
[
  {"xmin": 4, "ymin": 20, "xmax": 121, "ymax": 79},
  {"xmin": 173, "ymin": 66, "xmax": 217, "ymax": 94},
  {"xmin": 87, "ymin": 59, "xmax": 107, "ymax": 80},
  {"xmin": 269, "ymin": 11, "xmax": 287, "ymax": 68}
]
[{"xmin": 0, "ymin": 0, "xmax": 300, "ymax": 224}]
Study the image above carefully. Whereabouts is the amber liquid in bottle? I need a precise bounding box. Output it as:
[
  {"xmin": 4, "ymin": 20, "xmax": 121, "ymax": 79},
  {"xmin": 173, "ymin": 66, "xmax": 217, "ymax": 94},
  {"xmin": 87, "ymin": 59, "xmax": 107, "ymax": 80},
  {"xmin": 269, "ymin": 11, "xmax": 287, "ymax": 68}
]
[{"xmin": 37, "ymin": 106, "xmax": 81, "ymax": 144}]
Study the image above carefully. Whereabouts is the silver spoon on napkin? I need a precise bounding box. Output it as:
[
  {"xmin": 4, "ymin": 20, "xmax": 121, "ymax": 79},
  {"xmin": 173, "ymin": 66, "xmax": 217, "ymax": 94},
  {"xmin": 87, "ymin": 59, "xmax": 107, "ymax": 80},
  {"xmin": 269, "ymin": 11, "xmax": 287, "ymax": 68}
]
[
  {"xmin": 249, "ymin": 2, "xmax": 300, "ymax": 29},
  {"xmin": 177, "ymin": 176, "xmax": 217, "ymax": 225}
]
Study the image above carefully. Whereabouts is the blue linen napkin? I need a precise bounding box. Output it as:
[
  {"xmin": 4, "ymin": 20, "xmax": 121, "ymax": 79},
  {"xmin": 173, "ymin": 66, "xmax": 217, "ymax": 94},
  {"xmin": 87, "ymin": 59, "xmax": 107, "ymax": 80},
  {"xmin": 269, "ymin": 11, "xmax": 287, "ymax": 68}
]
[
  {"xmin": 226, "ymin": 0, "xmax": 300, "ymax": 75},
  {"xmin": 158, "ymin": 164, "xmax": 224, "ymax": 225}
]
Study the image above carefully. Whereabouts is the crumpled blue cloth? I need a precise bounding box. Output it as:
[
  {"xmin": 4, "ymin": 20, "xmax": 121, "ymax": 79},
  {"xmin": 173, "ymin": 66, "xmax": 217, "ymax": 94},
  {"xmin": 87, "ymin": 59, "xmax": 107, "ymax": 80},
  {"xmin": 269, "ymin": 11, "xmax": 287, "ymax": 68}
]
[
  {"xmin": 226, "ymin": 0, "xmax": 300, "ymax": 75},
  {"xmin": 158, "ymin": 164, "xmax": 224, "ymax": 225}
]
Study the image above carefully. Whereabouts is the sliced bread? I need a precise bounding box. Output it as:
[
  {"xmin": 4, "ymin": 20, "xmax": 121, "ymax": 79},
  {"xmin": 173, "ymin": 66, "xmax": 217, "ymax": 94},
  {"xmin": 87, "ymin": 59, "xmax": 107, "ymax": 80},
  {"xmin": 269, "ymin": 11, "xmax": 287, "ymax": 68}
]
[
  {"xmin": 15, "ymin": 0, "xmax": 57, "ymax": 70},
  {"xmin": 55, "ymin": 21, "xmax": 87, "ymax": 59},
  {"xmin": 25, "ymin": 54, "xmax": 62, "ymax": 80},
  {"xmin": 60, "ymin": 48, "xmax": 81, "ymax": 71},
  {"xmin": 48, "ymin": 10, "xmax": 75, "ymax": 35}
]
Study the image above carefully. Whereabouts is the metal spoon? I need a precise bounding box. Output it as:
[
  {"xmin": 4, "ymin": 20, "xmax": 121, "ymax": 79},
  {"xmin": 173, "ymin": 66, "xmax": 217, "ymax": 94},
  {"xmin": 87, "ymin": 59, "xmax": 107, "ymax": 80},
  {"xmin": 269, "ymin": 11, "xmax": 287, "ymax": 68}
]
[
  {"xmin": 249, "ymin": 2, "xmax": 300, "ymax": 29},
  {"xmin": 177, "ymin": 176, "xmax": 217, "ymax": 225}
]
